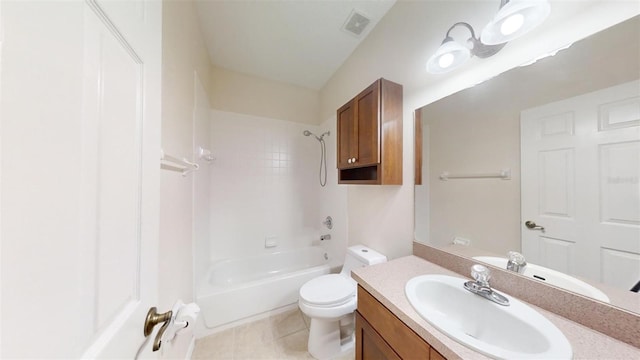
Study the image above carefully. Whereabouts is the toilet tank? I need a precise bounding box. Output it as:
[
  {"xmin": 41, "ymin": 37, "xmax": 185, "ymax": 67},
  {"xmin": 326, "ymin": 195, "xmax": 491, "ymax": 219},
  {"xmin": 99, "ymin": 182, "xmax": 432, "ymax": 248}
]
[{"xmin": 340, "ymin": 245, "xmax": 387, "ymax": 276}]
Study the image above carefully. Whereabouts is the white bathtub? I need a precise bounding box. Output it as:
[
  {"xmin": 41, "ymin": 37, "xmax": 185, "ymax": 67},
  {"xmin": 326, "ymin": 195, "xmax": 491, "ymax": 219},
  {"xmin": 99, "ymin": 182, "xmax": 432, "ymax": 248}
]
[{"xmin": 198, "ymin": 246, "xmax": 332, "ymax": 329}]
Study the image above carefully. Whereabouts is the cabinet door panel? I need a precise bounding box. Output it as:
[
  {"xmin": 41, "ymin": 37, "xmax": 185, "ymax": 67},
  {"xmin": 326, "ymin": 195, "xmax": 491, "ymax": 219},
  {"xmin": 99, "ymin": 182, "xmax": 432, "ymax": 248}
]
[
  {"xmin": 337, "ymin": 100, "xmax": 357, "ymax": 168},
  {"xmin": 431, "ymin": 348, "xmax": 447, "ymax": 360},
  {"xmin": 356, "ymin": 312, "xmax": 401, "ymax": 360},
  {"xmin": 356, "ymin": 81, "xmax": 380, "ymax": 166},
  {"xmin": 357, "ymin": 287, "xmax": 432, "ymax": 358}
]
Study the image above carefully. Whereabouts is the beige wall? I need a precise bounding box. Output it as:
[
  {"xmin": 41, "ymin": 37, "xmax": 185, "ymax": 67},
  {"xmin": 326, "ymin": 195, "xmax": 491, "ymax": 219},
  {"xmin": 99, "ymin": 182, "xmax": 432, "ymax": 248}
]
[
  {"xmin": 159, "ymin": 0, "xmax": 211, "ymax": 321},
  {"xmin": 319, "ymin": 1, "xmax": 638, "ymax": 260},
  {"xmin": 210, "ymin": 65, "xmax": 320, "ymax": 125},
  {"xmin": 422, "ymin": 104, "xmax": 521, "ymax": 254}
]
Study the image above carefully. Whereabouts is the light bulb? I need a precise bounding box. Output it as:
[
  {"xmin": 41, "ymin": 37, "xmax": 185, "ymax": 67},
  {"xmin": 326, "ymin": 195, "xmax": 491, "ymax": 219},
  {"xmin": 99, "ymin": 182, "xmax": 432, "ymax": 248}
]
[
  {"xmin": 438, "ymin": 53, "xmax": 455, "ymax": 68},
  {"xmin": 426, "ymin": 39, "xmax": 471, "ymax": 74},
  {"xmin": 480, "ymin": 0, "xmax": 551, "ymax": 45},
  {"xmin": 500, "ymin": 13, "xmax": 524, "ymax": 36}
]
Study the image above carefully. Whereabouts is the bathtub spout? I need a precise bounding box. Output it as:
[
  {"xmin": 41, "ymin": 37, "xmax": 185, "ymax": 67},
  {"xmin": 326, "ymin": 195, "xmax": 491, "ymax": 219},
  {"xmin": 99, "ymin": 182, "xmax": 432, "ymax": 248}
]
[{"xmin": 320, "ymin": 234, "xmax": 331, "ymax": 241}]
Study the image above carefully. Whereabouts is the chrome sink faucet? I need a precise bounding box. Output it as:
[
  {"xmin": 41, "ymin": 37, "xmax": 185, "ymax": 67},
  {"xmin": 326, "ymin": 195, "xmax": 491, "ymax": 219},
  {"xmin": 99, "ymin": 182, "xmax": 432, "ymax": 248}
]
[
  {"xmin": 464, "ymin": 264, "xmax": 510, "ymax": 306},
  {"xmin": 507, "ymin": 251, "xmax": 527, "ymax": 273}
]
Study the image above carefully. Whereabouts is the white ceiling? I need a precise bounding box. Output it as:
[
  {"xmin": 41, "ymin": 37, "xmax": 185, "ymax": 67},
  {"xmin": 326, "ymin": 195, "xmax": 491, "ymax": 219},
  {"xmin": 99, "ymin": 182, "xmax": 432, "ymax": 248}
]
[
  {"xmin": 194, "ymin": 0, "xmax": 631, "ymax": 95},
  {"xmin": 195, "ymin": 0, "xmax": 397, "ymax": 90}
]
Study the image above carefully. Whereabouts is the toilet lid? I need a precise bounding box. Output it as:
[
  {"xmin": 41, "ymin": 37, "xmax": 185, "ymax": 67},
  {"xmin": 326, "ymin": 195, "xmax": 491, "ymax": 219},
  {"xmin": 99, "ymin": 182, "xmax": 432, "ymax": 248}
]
[{"xmin": 300, "ymin": 274, "xmax": 356, "ymax": 306}]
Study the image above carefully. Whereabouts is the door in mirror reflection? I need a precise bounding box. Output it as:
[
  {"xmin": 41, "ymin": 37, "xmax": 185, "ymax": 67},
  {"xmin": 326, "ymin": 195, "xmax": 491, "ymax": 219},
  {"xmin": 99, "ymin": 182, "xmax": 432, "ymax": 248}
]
[{"xmin": 521, "ymin": 80, "xmax": 640, "ymax": 292}]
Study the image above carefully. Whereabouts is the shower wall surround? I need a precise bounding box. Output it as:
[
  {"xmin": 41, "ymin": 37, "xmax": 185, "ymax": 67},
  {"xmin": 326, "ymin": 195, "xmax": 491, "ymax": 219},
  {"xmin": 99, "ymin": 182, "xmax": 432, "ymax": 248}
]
[
  {"xmin": 192, "ymin": 78, "xmax": 212, "ymax": 290},
  {"xmin": 208, "ymin": 110, "xmax": 329, "ymax": 263}
]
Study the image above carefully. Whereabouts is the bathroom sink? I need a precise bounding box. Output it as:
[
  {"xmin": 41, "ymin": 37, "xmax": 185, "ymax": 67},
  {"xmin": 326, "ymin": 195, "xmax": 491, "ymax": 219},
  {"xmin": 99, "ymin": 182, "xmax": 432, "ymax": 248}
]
[
  {"xmin": 405, "ymin": 275, "xmax": 572, "ymax": 359},
  {"xmin": 473, "ymin": 256, "xmax": 610, "ymax": 303}
]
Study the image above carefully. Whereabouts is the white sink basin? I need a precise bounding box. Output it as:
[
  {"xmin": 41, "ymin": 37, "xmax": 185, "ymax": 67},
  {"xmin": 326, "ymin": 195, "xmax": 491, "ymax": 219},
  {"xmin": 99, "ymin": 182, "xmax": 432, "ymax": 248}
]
[
  {"xmin": 405, "ymin": 274, "xmax": 572, "ymax": 359},
  {"xmin": 473, "ymin": 256, "xmax": 610, "ymax": 303}
]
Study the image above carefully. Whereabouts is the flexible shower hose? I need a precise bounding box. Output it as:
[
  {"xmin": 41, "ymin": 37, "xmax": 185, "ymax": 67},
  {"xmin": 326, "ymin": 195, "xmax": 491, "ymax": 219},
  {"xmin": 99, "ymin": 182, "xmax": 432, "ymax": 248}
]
[{"xmin": 319, "ymin": 138, "xmax": 327, "ymax": 187}]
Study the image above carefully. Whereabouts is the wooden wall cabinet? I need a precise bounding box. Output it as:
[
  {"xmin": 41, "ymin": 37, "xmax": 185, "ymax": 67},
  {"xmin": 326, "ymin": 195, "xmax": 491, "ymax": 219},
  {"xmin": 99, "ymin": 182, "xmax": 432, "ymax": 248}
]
[
  {"xmin": 337, "ymin": 78, "xmax": 403, "ymax": 185},
  {"xmin": 356, "ymin": 286, "xmax": 446, "ymax": 360}
]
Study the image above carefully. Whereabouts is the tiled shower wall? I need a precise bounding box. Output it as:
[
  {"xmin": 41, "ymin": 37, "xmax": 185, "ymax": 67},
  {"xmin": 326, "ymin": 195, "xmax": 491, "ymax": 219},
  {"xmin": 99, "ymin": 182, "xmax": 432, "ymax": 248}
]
[
  {"xmin": 208, "ymin": 110, "xmax": 322, "ymax": 262},
  {"xmin": 192, "ymin": 77, "xmax": 212, "ymax": 290}
]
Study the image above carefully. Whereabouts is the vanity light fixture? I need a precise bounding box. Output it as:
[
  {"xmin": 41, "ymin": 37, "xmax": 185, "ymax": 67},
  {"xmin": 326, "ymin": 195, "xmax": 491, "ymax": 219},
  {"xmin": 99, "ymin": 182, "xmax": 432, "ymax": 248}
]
[
  {"xmin": 426, "ymin": 22, "xmax": 505, "ymax": 74},
  {"xmin": 481, "ymin": 0, "xmax": 551, "ymax": 45},
  {"xmin": 427, "ymin": 0, "xmax": 551, "ymax": 74}
]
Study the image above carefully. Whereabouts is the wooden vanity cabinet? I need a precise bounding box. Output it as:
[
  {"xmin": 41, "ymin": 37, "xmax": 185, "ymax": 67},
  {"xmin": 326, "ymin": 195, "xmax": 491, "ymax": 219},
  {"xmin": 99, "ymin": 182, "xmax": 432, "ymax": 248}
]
[
  {"xmin": 337, "ymin": 78, "xmax": 403, "ymax": 185},
  {"xmin": 356, "ymin": 286, "xmax": 446, "ymax": 360}
]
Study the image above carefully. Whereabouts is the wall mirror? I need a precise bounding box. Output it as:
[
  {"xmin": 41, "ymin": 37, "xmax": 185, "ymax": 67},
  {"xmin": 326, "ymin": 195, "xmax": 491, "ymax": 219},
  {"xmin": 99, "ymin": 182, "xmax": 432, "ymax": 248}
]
[{"xmin": 414, "ymin": 16, "xmax": 640, "ymax": 315}]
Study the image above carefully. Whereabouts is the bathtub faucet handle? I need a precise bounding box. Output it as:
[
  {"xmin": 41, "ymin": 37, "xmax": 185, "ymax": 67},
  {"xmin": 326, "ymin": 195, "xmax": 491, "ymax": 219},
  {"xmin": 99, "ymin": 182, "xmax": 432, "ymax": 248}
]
[
  {"xmin": 320, "ymin": 234, "xmax": 331, "ymax": 241},
  {"xmin": 323, "ymin": 216, "xmax": 333, "ymax": 229}
]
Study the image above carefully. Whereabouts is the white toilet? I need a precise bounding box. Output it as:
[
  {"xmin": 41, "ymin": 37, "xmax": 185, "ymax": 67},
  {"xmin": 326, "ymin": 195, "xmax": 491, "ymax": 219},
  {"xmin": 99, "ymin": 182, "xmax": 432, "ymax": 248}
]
[{"xmin": 299, "ymin": 245, "xmax": 387, "ymax": 359}]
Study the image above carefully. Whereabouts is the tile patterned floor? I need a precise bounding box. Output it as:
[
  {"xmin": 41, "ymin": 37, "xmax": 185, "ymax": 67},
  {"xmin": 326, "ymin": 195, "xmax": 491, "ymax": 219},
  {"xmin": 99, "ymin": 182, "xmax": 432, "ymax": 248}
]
[{"xmin": 192, "ymin": 309, "xmax": 355, "ymax": 360}]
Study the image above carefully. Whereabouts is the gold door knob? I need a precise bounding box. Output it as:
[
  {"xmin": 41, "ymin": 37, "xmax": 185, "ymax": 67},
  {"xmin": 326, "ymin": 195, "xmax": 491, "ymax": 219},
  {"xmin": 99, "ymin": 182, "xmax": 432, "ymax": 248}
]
[{"xmin": 144, "ymin": 307, "xmax": 173, "ymax": 352}]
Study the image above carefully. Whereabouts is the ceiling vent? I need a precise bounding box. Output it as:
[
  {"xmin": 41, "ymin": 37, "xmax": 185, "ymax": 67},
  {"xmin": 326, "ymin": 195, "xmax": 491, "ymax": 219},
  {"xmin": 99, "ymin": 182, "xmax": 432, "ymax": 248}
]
[{"xmin": 342, "ymin": 9, "xmax": 371, "ymax": 37}]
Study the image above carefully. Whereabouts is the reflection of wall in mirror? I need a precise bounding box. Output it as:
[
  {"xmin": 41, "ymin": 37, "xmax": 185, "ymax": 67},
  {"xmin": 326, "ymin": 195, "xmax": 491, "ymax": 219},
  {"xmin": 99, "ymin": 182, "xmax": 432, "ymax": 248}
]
[
  {"xmin": 414, "ymin": 17, "xmax": 640, "ymax": 259},
  {"xmin": 419, "ymin": 100, "xmax": 521, "ymax": 255},
  {"xmin": 418, "ymin": 78, "xmax": 640, "ymax": 258}
]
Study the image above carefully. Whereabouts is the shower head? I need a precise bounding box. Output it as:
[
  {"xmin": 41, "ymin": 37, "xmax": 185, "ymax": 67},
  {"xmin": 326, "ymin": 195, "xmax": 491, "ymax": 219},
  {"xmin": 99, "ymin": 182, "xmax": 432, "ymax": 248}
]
[
  {"xmin": 303, "ymin": 130, "xmax": 320, "ymax": 141},
  {"xmin": 303, "ymin": 130, "xmax": 330, "ymax": 141}
]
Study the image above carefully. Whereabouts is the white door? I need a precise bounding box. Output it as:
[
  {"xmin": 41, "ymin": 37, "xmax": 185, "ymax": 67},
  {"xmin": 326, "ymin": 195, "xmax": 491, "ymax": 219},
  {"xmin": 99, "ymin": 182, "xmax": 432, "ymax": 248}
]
[
  {"xmin": 1, "ymin": 1, "xmax": 162, "ymax": 358},
  {"xmin": 521, "ymin": 80, "xmax": 640, "ymax": 291}
]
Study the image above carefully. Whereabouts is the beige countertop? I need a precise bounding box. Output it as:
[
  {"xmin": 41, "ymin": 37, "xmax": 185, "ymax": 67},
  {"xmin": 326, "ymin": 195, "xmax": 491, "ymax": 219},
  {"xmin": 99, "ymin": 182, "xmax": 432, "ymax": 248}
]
[{"xmin": 351, "ymin": 255, "xmax": 640, "ymax": 360}]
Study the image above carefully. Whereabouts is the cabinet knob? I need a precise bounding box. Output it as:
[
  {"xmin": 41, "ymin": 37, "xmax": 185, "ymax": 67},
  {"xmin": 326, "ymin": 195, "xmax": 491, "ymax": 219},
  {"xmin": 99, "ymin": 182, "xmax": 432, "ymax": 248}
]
[
  {"xmin": 347, "ymin": 158, "xmax": 352, "ymax": 164},
  {"xmin": 352, "ymin": 157, "xmax": 357, "ymax": 163}
]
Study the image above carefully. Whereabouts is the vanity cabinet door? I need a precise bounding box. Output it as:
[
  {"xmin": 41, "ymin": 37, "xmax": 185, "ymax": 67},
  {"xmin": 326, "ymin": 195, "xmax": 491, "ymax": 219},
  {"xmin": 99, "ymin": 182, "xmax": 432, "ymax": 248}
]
[
  {"xmin": 430, "ymin": 348, "xmax": 446, "ymax": 360},
  {"xmin": 354, "ymin": 80, "xmax": 380, "ymax": 167},
  {"xmin": 356, "ymin": 312, "xmax": 401, "ymax": 360},
  {"xmin": 337, "ymin": 100, "xmax": 358, "ymax": 168},
  {"xmin": 337, "ymin": 81, "xmax": 379, "ymax": 169},
  {"xmin": 356, "ymin": 286, "xmax": 435, "ymax": 359}
]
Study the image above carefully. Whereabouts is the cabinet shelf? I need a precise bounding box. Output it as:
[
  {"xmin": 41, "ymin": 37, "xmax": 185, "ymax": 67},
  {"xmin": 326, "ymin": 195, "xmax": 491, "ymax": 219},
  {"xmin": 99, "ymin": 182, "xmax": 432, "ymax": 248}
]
[{"xmin": 339, "ymin": 165, "xmax": 379, "ymax": 184}]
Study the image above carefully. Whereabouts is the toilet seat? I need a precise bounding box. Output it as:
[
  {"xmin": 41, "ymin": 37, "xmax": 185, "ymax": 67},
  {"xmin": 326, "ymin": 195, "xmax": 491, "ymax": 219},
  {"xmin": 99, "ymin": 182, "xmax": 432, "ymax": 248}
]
[{"xmin": 299, "ymin": 274, "xmax": 356, "ymax": 307}]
